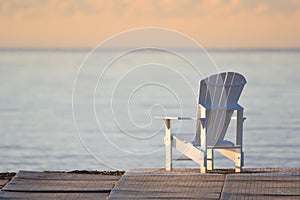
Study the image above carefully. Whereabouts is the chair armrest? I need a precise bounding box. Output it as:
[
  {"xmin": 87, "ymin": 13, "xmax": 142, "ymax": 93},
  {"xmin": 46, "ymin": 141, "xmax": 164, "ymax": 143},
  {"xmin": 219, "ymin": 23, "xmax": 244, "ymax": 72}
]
[
  {"xmin": 155, "ymin": 116, "xmax": 180, "ymax": 120},
  {"xmin": 231, "ymin": 116, "xmax": 247, "ymax": 121},
  {"xmin": 155, "ymin": 116, "xmax": 205, "ymax": 120}
]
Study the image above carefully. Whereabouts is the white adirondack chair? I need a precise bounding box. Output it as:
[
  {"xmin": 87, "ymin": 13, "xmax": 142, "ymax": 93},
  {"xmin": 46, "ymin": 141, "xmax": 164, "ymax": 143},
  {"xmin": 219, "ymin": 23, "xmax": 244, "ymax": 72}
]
[{"xmin": 157, "ymin": 72, "xmax": 247, "ymax": 173}]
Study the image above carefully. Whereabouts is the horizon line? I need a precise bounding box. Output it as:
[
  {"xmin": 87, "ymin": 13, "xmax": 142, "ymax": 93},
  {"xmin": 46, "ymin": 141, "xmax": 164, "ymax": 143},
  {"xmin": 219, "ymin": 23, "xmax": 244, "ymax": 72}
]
[{"xmin": 1, "ymin": 47, "xmax": 300, "ymax": 52}]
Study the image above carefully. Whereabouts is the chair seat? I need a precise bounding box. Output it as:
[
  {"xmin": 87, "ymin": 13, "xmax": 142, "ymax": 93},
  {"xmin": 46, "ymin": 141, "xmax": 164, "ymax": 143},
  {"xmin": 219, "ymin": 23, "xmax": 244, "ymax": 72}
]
[
  {"xmin": 173, "ymin": 133, "xmax": 194, "ymax": 142},
  {"xmin": 174, "ymin": 133, "xmax": 234, "ymax": 147},
  {"xmin": 215, "ymin": 140, "xmax": 234, "ymax": 146}
]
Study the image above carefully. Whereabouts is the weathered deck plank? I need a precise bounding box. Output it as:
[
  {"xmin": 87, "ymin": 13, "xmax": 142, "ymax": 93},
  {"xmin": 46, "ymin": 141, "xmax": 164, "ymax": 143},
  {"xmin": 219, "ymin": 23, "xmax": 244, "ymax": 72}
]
[
  {"xmin": 15, "ymin": 170, "xmax": 121, "ymax": 181},
  {"xmin": 220, "ymin": 172, "xmax": 300, "ymax": 200},
  {"xmin": 0, "ymin": 171, "xmax": 121, "ymax": 200},
  {"xmin": 109, "ymin": 173, "xmax": 225, "ymax": 199},
  {"xmin": 0, "ymin": 191, "xmax": 109, "ymax": 200},
  {"xmin": 3, "ymin": 179, "xmax": 116, "ymax": 192}
]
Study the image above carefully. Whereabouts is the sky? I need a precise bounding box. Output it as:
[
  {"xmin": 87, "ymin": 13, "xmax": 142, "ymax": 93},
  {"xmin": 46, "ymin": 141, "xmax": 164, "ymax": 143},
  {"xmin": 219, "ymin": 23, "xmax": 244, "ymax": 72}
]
[{"xmin": 0, "ymin": 0, "xmax": 300, "ymax": 49}]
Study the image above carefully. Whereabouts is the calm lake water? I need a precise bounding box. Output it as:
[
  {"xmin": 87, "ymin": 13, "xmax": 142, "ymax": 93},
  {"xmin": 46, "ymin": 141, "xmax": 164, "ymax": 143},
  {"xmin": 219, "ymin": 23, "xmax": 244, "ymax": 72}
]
[{"xmin": 1, "ymin": 48, "xmax": 299, "ymax": 172}]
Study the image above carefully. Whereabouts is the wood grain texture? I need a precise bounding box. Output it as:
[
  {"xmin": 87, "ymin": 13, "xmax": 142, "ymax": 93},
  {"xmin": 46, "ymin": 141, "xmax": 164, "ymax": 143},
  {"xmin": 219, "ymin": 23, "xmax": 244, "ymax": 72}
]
[
  {"xmin": 220, "ymin": 172, "xmax": 300, "ymax": 200},
  {"xmin": 0, "ymin": 191, "xmax": 109, "ymax": 200},
  {"xmin": 109, "ymin": 174, "xmax": 225, "ymax": 199},
  {"xmin": 0, "ymin": 171, "xmax": 121, "ymax": 200},
  {"xmin": 1, "ymin": 169, "xmax": 300, "ymax": 200},
  {"xmin": 109, "ymin": 168, "xmax": 300, "ymax": 200}
]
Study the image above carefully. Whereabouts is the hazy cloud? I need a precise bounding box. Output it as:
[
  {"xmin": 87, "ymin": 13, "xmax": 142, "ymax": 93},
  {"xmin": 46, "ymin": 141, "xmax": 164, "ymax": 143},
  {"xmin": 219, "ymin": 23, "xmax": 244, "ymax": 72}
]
[
  {"xmin": 0, "ymin": 0, "xmax": 299, "ymax": 48},
  {"xmin": 1, "ymin": 0, "xmax": 299, "ymax": 18},
  {"xmin": 241, "ymin": 0, "xmax": 300, "ymax": 14}
]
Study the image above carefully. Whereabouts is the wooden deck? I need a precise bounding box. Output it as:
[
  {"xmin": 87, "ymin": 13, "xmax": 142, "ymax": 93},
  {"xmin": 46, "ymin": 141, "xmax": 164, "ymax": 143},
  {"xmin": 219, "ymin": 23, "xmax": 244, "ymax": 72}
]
[
  {"xmin": 0, "ymin": 170, "xmax": 122, "ymax": 200},
  {"xmin": 1, "ymin": 168, "xmax": 299, "ymax": 199}
]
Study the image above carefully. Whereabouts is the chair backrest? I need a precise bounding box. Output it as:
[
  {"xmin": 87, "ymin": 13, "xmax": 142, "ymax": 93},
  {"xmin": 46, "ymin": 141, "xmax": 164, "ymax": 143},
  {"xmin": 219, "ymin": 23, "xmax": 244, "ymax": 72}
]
[
  {"xmin": 199, "ymin": 72, "xmax": 246, "ymax": 108},
  {"xmin": 195, "ymin": 72, "xmax": 247, "ymax": 146}
]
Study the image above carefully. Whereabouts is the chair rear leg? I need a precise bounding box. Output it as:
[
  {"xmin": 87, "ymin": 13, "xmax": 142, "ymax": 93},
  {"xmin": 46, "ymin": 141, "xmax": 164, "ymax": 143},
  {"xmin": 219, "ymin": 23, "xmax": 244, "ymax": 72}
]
[
  {"xmin": 235, "ymin": 149, "xmax": 242, "ymax": 173},
  {"xmin": 207, "ymin": 149, "xmax": 214, "ymax": 171}
]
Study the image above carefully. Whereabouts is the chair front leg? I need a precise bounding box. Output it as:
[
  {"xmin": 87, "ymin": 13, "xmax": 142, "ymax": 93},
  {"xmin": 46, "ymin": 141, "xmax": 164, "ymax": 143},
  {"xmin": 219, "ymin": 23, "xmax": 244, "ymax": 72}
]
[
  {"xmin": 164, "ymin": 119, "xmax": 172, "ymax": 171},
  {"xmin": 200, "ymin": 117, "xmax": 207, "ymax": 173}
]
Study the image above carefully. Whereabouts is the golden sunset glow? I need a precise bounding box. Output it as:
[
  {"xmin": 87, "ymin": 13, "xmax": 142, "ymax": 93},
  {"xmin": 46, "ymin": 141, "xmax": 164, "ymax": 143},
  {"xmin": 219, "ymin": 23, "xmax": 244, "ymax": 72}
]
[{"xmin": 1, "ymin": 0, "xmax": 300, "ymax": 48}]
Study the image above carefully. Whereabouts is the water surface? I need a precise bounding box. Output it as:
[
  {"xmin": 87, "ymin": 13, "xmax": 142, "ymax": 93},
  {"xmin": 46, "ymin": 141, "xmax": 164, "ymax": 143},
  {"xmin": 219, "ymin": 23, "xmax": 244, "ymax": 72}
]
[{"xmin": 0, "ymin": 48, "xmax": 299, "ymax": 171}]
